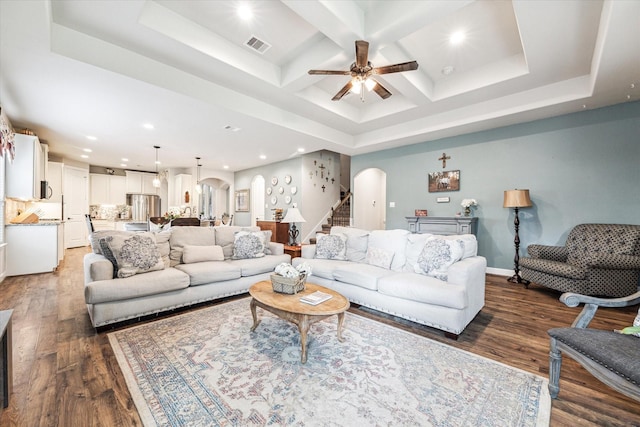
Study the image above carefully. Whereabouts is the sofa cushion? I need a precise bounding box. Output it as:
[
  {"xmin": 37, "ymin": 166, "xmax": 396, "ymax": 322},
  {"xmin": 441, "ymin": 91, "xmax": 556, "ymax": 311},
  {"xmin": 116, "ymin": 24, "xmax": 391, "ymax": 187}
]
[
  {"xmin": 215, "ymin": 226, "xmax": 260, "ymax": 259},
  {"xmin": 377, "ymin": 273, "xmax": 467, "ymax": 309},
  {"xmin": 85, "ymin": 267, "xmax": 190, "ymax": 304},
  {"xmin": 315, "ymin": 233, "xmax": 347, "ymax": 260},
  {"xmin": 231, "ymin": 254, "xmax": 291, "ymax": 277},
  {"xmin": 366, "ymin": 246, "xmax": 394, "ymax": 269},
  {"xmin": 174, "ymin": 262, "xmax": 242, "ymax": 286},
  {"xmin": 566, "ymin": 224, "xmax": 640, "ymax": 268},
  {"xmin": 102, "ymin": 232, "xmax": 165, "ymax": 278},
  {"xmin": 519, "ymin": 257, "xmax": 587, "ymax": 279},
  {"xmin": 333, "ymin": 263, "xmax": 395, "ymax": 291},
  {"xmin": 368, "ymin": 229, "xmax": 410, "ymax": 272},
  {"xmin": 232, "ymin": 231, "xmax": 267, "ymax": 259},
  {"xmin": 292, "ymin": 258, "xmax": 351, "ymax": 280},
  {"xmin": 404, "ymin": 233, "xmax": 433, "ymax": 273},
  {"xmin": 330, "ymin": 226, "xmax": 369, "ymax": 262},
  {"xmin": 170, "ymin": 226, "xmax": 216, "ymax": 265},
  {"xmin": 415, "ymin": 237, "xmax": 465, "ymax": 281},
  {"xmin": 182, "ymin": 245, "xmax": 225, "ymax": 264},
  {"xmin": 153, "ymin": 229, "xmax": 172, "ymax": 268},
  {"xmin": 438, "ymin": 234, "xmax": 478, "ymax": 259}
]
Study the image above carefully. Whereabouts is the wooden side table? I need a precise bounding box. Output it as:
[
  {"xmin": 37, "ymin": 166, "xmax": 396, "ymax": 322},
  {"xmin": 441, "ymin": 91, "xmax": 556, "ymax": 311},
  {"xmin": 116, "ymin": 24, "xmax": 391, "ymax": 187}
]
[{"xmin": 284, "ymin": 245, "xmax": 302, "ymax": 258}]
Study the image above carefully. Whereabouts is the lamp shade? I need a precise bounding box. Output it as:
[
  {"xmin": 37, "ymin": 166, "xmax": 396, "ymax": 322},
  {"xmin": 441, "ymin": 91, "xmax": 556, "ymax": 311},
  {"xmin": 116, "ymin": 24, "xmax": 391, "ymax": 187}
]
[
  {"xmin": 503, "ymin": 189, "xmax": 532, "ymax": 208},
  {"xmin": 281, "ymin": 208, "xmax": 306, "ymax": 223}
]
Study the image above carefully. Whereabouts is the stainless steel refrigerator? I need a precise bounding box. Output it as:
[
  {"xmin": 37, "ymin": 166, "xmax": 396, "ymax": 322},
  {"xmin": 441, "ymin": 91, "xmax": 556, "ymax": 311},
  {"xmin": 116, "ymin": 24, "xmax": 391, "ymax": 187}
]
[{"xmin": 127, "ymin": 194, "xmax": 161, "ymax": 221}]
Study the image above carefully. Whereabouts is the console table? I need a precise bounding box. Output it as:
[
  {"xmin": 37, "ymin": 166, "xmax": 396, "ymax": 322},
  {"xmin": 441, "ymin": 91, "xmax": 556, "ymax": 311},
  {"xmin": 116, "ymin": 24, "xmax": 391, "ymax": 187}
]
[
  {"xmin": 0, "ymin": 310, "xmax": 12, "ymax": 411},
  {"xmin": 406, "ymin": 216, "xmax": 478, "ymax": 236}
]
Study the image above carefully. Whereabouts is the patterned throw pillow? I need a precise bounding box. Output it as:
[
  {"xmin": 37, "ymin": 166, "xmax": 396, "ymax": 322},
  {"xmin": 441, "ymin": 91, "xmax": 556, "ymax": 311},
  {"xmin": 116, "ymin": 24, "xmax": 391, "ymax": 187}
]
[
  {"xmin": 232, "ymin": 231, "xmax": 267, "ymax": 259},
  {"xmin": 315, "ymin": 233, "xmax": 347, "ymax": 260},
  {"xmin": 103, "ymin": 233, "xmax": 164, "ymax": 278},
  {"xmin": 366, "ymin": 246, "xmax": 395, "ymax": 269},
  {"xmin": 98, "ymin": 237, "xmax": 119, "ymax": 278},
  {"xmin": 415, "ymin": 237, "xmax": 465, "ymax": 281}
]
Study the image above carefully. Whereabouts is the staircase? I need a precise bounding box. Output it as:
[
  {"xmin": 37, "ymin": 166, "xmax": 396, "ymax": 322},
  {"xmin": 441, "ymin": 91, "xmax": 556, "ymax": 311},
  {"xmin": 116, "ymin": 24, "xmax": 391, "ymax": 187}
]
[{"xmin": 311, "ymin": 191, "xmax": 351, "ymax": 243}]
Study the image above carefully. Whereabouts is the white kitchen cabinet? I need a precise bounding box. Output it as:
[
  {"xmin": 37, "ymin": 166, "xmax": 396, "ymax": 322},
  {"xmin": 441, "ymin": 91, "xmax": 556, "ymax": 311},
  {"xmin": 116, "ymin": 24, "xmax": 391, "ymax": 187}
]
[
  {"xmin": 90, "ymin": 174, "xmax": 127, "ymax": 205},
  {"xmin": 57, "ymin": 223, "xmax": 64, "ymax": 263},
  {"xmin": 6, "ymin": 134, "xmax": 44, "ymax": 200},
  {"xmin": 126, "ymin": 171, "xmax": 158, "ymax": 194},
  {"xmin": 91, "ymin": 219, "xmax": 115, "ymax": 231},
  {"xmin": 6, "ymin": 224, "xmax": 59, "ymax": 276},
  {"xmin": 47, "ymin": 161, "xmax": 64, "ymax": 202}
]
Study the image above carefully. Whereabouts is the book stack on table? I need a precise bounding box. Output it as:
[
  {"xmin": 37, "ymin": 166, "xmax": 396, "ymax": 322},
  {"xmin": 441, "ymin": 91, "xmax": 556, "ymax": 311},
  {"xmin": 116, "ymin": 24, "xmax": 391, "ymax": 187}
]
[{"xmin": 300, "ymin": 291, "xmax": 333, "ymax": 305}]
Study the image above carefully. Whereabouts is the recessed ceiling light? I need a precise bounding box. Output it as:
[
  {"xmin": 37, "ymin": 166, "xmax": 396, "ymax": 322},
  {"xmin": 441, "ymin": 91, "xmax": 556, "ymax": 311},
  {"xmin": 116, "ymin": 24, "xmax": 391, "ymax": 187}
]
[
  {"xmin": 121, "ymin": 163, "xmax": 127, "ymax": 167},
  {"xmin": 81, "ymin": 154, "xmax": 89, "ymax": 159},
  {"xmin": 441, "ymin": 65, "xmax": 455, "ymax": 75},
  {"xmin": 83, "ymin": 148, "xmax": 92, "ymax": 153},
  {"xmin": 297, "ymin": 148, "xmax": 305, "ymax": 153},
  {"xmin": 237, "ymin": 4, "xmax": 252, "ymax": 20},
  {"xmin": 143, "ymin": 123, "xmax": 155, "ymax": 130},
  {"xmin": 86, "ymin": 135, "xmax": 97, "ymax": 141},
  {"xmin": 259, "ymin": 155, "xmax": 266, "ymax": 160},
  {"xmin": 122, "ymin": 158, "xmax": 128, "ymax": 162},
  {"xmin": 223, "ymin": 165, "xmax": 229, "ymax": 169},
  {"xmin": 450, "ymin": 30, "xmax": 466, "ymax": 45}
]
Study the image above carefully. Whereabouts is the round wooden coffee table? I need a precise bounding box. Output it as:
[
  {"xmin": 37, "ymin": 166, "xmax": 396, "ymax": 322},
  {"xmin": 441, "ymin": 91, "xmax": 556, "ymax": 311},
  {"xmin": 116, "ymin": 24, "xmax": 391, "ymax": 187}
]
[{"xmin": 249, "ymin": 281, "xmax": 350, "ymax": 363}]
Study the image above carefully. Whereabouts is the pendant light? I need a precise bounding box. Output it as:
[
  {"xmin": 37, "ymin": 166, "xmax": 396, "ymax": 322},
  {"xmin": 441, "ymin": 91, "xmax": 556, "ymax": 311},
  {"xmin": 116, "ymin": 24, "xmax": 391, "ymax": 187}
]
[
  {"xmin": 195, "ymin": 156, "xmax": 202, "ymax": 194},
  {"xmin": 152, "ymin": 145, "xmax": 161, "ymax": 188}
]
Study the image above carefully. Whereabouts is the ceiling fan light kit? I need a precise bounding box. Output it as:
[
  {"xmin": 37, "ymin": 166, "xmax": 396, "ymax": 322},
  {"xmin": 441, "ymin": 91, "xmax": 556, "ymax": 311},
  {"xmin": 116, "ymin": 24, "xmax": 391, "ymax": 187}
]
[{"xmin": 308, "ymin": 40, "xmax": 418, "ymax": 102}]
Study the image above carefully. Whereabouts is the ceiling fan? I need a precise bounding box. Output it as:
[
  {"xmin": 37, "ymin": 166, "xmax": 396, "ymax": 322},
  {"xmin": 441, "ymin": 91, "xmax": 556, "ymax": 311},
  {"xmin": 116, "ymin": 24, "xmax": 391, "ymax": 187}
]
[{"xmin": 308, "ymin": 40, "xmax": 419, "ymax": 102}]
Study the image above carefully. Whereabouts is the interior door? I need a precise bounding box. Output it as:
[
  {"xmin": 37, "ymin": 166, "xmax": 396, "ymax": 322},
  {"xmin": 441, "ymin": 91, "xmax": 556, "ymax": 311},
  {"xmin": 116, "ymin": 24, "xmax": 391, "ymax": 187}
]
[
  {"xmin": 64, "ymin": 166, "xmax": 89, "ymax": 248},
  {"xmin": 353, "ymin": 168, "xmax": 386, "ymax": 231}
]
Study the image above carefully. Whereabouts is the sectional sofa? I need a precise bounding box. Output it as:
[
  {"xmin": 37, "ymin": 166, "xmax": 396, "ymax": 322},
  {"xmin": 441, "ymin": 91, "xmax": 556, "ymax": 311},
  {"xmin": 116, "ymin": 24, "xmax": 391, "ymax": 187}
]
[
  {"xmin": 83, "ymin": 225, "xmax": 290, "ymax": 328},
  {"xmin": 292, "ymin": 226, "xmax": 487, "ymax": 338}
]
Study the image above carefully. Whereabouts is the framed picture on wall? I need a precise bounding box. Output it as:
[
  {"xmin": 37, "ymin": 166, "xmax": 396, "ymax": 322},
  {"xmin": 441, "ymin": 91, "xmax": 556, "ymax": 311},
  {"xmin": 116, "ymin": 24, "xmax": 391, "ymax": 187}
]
[
  {"xmin": 235, "ymin": 189, "xmax": 250, "ymax": 212},
  {"xmin": 428, "ymin": 170, "xmax": 460, "ymax": 192}
]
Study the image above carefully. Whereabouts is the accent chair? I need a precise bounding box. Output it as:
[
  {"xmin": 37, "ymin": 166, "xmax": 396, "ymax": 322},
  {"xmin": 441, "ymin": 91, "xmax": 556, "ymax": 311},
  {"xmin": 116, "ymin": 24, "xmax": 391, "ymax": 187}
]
[{"xmin": 520, "ymin": 224, "xmax": 640, "ymax": 297}]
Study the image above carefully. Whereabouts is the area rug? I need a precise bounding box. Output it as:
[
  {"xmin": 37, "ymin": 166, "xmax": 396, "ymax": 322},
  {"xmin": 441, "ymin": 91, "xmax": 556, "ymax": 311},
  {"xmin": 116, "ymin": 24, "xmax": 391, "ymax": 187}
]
[{"xmin": 108, "ymin": 298, "xmax": 551, "ymax": 426}]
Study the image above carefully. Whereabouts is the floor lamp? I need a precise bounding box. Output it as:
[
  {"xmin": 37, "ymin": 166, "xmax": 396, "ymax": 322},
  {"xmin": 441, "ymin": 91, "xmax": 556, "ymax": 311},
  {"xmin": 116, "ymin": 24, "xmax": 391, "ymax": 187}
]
[
  {"xmin": 503, "ymin": 189, "xmax": 532, "ymax": 285},
  {"xmin": 281, "ymin": 207, "xmax": 306, "ymax": 246}
]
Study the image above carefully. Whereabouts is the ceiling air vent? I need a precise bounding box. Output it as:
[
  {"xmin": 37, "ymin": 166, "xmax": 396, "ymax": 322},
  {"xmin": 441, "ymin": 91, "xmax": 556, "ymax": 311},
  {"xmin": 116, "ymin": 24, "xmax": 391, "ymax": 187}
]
[{"xmin": 245, "ymin": 35, "xmax": 271, "ymax": 54}]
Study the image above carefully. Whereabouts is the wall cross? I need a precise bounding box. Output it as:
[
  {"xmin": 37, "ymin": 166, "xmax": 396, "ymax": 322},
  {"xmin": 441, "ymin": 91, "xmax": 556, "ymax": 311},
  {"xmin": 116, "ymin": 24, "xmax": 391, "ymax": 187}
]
[{"xmin": 438, "ymin": 152, "xmax": 451, "ymax": 168}]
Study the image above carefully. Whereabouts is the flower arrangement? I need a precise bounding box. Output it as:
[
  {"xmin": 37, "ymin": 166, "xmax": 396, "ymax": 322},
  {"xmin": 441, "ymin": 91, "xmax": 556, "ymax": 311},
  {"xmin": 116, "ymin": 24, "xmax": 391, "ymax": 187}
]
[
  {"xmin": 461, "ymin": 199, "xmax": 478, "ymax": 216},
  {"xmin": 274, "ymin": 262, "xmax": 312, "ymax": 278}
]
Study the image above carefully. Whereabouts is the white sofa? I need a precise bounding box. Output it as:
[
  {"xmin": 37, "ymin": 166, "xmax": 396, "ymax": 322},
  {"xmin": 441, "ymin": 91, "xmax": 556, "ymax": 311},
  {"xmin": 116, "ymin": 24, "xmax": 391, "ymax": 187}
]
[
  {"xmin": 292, "ymin": 226, "xmax": 487, "ymax": 338},
  {"xmin": 83, "ymin": 225, "xmax": 290, "ymax": 328}
]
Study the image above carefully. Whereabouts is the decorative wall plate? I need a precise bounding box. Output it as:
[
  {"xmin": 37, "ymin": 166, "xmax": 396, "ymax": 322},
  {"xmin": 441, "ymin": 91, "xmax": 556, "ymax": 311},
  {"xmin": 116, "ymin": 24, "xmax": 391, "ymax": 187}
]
[
  {"xmin": 278, "ymin": 186, "xmax": 284, "ymax": 194},
  {"xmin": 291, "ymin": 186, "xmax": 297, "ymax": 195},
  {"xmin": 266, "ymin": 187, "xmax": 272, "ymax": 195},
  {"xmin": 271, "ymin": 176, "xmax": 278, "ymax": 186},
  {"xmin": 285, "ymin": 195, "xmax": 291, "ymax": 204},
  {"xmin": 284, "ymin": 175, "xmax": 292, "ymax": 184},
  {"xmin": 270, "ymin": 196, "xmax": 277, "ymax": 205}
]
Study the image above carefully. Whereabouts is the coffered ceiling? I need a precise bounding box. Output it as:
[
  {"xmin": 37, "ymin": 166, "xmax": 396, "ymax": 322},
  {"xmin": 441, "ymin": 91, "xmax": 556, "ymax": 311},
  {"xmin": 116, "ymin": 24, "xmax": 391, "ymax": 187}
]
[{"xmin": 1, "ymin": 0, "xmax": 638, "ymax": 172}]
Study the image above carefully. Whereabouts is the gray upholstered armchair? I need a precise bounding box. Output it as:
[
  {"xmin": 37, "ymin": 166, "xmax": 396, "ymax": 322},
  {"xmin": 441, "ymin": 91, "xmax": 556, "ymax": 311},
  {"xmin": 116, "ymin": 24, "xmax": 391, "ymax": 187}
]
[
  {"xmin": 520, "ymin": 224, "xmax": 640, "ymax": 297},
  {"xmin": 548, "ymin": 291, "xmax": 640, "ymax": 402}
]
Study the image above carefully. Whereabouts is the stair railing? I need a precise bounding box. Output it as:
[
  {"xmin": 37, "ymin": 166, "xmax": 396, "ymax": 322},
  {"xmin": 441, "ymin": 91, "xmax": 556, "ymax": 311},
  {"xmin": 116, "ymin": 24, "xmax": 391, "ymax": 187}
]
[{"xmin": 330, "ymin": 191, "xmax": 352, "ymax": 227}]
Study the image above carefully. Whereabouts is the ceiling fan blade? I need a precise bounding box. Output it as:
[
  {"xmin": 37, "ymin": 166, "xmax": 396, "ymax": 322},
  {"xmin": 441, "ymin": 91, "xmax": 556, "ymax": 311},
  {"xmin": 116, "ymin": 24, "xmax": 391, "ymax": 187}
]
[
  {"xmin": 355, "ymin": 40, "xmax": 369, "ymax": 68},
  {"xmin": 332, "ymin": 80, "xmax": 354, "ymax": 101},
  {"xmin": 308, "ymin": 70, "xmax": 351, "ymax": 75},
  {"xmin": 371, "ymin": 79, "xmax": 392, "ymax": 99},
  {"xmin": 373, "ymin": 61, "xmax": 419, "ymax": 75}
]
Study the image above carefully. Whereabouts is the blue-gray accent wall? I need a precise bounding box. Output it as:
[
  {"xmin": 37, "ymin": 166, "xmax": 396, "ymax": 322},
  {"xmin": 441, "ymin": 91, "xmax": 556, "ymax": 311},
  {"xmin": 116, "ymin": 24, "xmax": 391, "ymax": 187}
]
[{"xmin": 351, "ymin": 101, "xmax": 640, "ymax": 270}]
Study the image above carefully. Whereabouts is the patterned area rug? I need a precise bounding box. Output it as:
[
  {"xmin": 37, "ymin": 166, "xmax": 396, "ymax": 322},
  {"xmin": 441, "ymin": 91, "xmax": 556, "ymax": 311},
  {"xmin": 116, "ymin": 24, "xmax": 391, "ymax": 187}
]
[{"xmin": 108, "ymin": 298, "xmax": 550, "ymax": 426}]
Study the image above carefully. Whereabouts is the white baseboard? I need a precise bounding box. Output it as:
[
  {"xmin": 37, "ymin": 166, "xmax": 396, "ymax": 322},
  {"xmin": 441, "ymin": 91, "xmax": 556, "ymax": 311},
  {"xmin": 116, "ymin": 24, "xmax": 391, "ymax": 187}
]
[{"xmin": 486, "ymin": 267, "xmax": 512, "ymax": 277}]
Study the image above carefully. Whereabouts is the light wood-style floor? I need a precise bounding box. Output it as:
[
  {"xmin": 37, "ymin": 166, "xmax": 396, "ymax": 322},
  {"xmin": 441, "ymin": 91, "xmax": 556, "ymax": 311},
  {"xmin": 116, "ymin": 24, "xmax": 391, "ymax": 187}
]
[{"xmin": 1, "ymin": 247, "xmax": 639, "ymax": 426}]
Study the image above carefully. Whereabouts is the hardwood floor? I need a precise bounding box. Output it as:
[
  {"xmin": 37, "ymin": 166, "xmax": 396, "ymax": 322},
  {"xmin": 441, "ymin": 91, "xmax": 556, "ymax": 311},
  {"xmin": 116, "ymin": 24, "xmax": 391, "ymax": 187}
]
[{"xmin": 1, "ymin": 247, "xmax": 639, "ymax": 426}]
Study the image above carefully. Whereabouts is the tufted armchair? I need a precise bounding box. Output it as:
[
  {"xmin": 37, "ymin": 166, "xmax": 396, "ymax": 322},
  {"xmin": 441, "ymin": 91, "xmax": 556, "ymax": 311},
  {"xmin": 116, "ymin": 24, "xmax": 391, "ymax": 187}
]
[
  {"xmin": 520, "ymin": 224, "xmax": 640, "ymax": 297},
  {"xmin": 548, "ymin": 291, "xmax": 640, "ymax": 402}
]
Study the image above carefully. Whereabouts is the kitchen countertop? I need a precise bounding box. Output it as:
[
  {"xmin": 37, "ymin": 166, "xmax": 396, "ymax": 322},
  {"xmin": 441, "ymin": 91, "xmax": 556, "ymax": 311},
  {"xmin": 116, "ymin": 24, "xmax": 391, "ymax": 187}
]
[{"xmin": 7, "ymin": 220, "xmax": 63, "ymax": 226}]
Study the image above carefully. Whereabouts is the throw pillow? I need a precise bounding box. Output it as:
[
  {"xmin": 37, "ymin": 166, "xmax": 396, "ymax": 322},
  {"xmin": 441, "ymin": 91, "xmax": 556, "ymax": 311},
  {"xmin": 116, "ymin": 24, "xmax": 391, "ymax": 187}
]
[
  {"xmin": 315, "ymin": 233, "xmax": 347, "ymax": 260},
  {"xmin": 232, "ymin": 231, "xmax": 267, "ymax": 259},
  {"xmin": 182, "ymin": 245, "xmax": 225, "ymax": 263},
  {"xmin": 330, "ymin": 226, "xmax": 369, "ymax": 262},
  {"xmin": 415, "ymin": 237, "xmax": 465, "ymax": 281},
  {"xmin": 98, "ymin": 237, "xmax": 119, "ymax": 278},
  {"xmin": 365, "ymin": 246, "xmax": 395, "ymax": 269},
  {"xmin": 103, "ymin": 233, "xmax": 164, "ymax": 278}
]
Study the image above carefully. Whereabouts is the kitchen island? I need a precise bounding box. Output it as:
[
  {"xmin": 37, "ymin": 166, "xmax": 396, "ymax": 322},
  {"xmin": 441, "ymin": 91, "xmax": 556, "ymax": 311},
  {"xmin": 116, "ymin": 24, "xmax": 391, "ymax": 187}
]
[{"xmin": 6, "ymin": 221, "xmax": 63, "ymax": 276}]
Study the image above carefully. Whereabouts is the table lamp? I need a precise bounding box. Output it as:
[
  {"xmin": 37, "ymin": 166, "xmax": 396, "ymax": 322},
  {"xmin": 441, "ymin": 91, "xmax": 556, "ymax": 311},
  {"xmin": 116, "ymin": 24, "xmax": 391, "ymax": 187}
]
[
  {"xmin": 503, "ymin": 189, "xmax": 533, "ymax": 285},
  {"xmin": 281, "ymin": 207, "xmax": 306, "ymax": 246}
]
